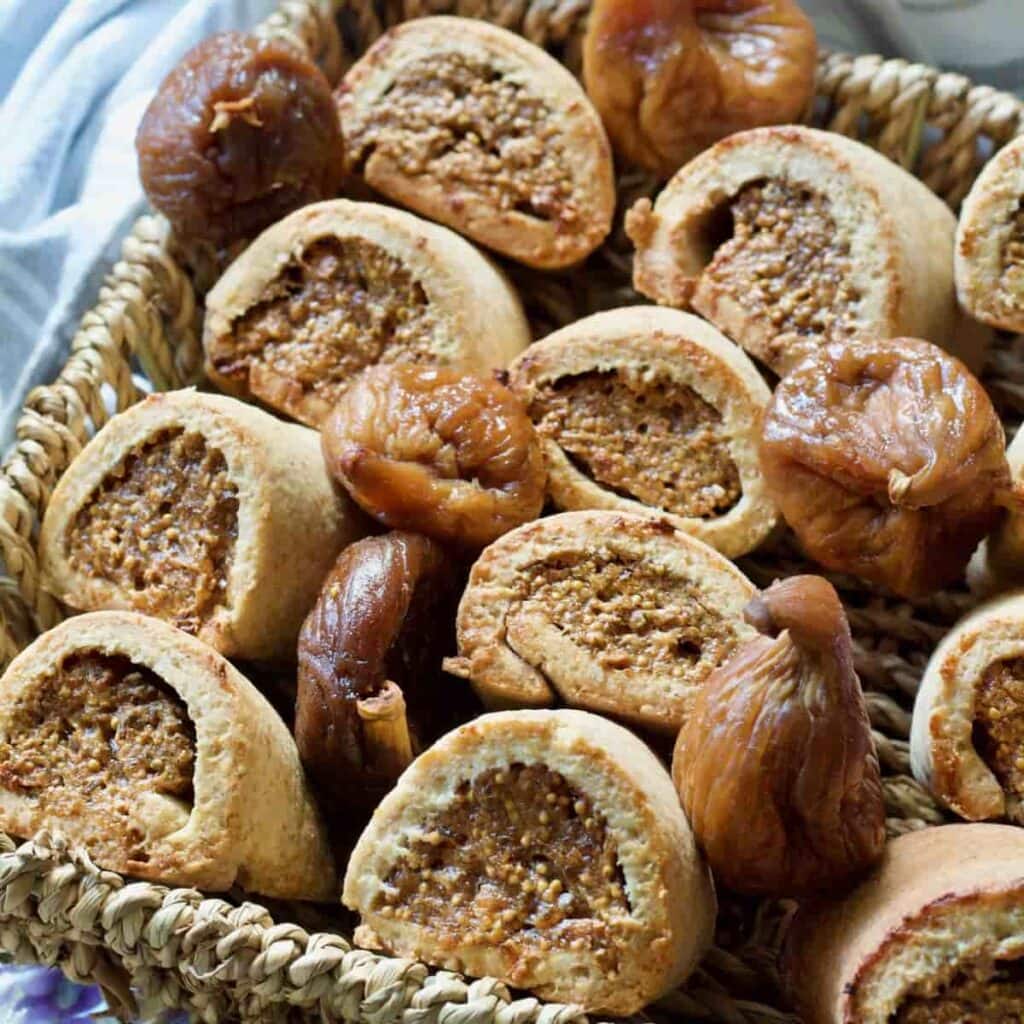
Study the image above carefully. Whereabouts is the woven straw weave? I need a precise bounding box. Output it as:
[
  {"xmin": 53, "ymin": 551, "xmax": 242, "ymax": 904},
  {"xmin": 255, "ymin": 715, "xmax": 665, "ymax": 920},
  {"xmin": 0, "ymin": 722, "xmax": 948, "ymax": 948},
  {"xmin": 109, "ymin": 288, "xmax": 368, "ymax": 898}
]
[{"xmin": 0, "ymin": 1, "xmax": 1022, "ymax": 1020}]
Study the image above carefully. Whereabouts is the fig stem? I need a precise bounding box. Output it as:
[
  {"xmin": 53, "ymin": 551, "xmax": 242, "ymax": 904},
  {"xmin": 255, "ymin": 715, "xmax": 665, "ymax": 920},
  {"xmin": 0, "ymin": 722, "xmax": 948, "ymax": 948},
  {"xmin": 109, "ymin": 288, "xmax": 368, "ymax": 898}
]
[{"xmin": 357, "ymin": 681, "xmax": 414, "ymax": 778}]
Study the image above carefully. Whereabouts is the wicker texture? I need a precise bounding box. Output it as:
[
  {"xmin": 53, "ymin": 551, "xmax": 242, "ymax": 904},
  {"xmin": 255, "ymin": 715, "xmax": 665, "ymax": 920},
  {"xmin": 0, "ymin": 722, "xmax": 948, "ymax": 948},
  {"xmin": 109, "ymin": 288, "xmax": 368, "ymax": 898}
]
[{"xmin": 0, "ymin": 0, "xmax": 1022, "ymax": 1020}]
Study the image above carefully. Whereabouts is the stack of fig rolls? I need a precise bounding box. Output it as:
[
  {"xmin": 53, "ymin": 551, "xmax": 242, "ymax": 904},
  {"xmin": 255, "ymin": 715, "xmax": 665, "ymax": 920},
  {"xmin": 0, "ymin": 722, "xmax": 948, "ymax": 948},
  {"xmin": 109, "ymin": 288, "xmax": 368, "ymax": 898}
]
[{"xmin": 4, "ymin": 2, "xmax": 1024, "ymax": 1023}]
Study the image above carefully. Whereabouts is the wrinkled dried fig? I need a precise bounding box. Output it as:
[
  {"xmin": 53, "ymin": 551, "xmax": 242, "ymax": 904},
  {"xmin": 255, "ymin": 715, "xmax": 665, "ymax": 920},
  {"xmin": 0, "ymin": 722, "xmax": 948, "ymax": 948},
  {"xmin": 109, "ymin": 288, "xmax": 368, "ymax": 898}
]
[
  {"xmin": 295, "ymin": 531, "xmax": 463, "ymax": 817},
  {"xmin": 136, "ymin": 32, "xmax": 344, "ymax": 250},
  {"xmin": 760, "ymin": 337, "xmax": 1010, "ymax": 599},
  {"xmin": 582, "ymin": 0, "xmax": 817, "ymax": 179},
  {"xmin": 322, "ymin": 365, "xmax": 547, "ymax": 548},
  {"xmin": 672, "ymin": 575, "xmax": 885, "ymax": 897}
]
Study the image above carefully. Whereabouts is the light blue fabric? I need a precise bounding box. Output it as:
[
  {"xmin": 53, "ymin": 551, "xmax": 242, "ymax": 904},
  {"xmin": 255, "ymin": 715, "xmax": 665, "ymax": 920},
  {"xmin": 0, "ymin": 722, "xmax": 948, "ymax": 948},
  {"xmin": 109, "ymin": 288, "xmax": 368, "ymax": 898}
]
[{"xmin": 0, "ymin": 0, "xmax": 277, "ymax": 443}]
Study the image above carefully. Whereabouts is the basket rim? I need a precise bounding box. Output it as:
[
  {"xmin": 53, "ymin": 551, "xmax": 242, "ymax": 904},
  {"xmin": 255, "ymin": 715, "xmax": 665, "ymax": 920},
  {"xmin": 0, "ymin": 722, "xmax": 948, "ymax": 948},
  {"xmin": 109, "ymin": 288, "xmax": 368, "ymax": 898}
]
[{"xmin": 1, "ymin": 1, "xmax": 1023, "ymax": 1021}]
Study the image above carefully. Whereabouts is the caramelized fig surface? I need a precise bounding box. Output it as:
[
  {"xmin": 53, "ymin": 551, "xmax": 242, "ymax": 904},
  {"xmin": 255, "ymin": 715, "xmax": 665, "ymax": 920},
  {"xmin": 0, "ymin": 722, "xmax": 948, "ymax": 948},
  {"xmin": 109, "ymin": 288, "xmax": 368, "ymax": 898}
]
[
  {"xmin": 583, "ymin": 0, "xmax": 817, "ymax": 179},
  {"xmin": 673, "ymin": 575, "xmax": 885, "ymax": 897},
  {"xmin": 136, "ymin": 32, "xmax": 344, "ymax": 249},
  {"xmin": 322, "ymin": 365, "xmax": 546, "ymax": 548},
  {"xmin": 760, "ymin": 337, "xmax": 1009, "ymax": 599},
  {"xmin": 295, "ymin": 532, "xmax": 464, "ymax": 818}
]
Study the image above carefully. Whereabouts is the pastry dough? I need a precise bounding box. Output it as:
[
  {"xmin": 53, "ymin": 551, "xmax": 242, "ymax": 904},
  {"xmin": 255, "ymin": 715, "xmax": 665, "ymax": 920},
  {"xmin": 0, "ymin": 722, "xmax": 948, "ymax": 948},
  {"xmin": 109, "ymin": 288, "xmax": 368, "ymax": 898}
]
[
  {"xmin": 507, "ymin": 307, "xmax": 777, "ymax": 558},
  {"xmin": 911, "ymin": 592, "xmax": 1024, "ymax": 824},
  {"xmin": 970, "ymin": 422, "xmax": 1024, "ymax": 595},
  {"xmin": 627, "ymin": 125, "xmax": 990, "ymax": 375},
  {"xmin": 443, "ymin": 509, "xmax": 757, "ymax": 733},
  {"xmin": 0, "ymin": 611, "xmax": 333, "ymax": 899},
  {"xmin": 204, "ymin": 199, "xmax": 531, "ymax": 427},
  {"xmin": 337, "ymin": 17, "xmax": 615, "ymax": 269},
  {"xmin": 39, "ymin": 389, "xmax": 361, "ymax": 661},
  {"xmin": 957, "ymin": 134, "xmax": 1024, "ymax": 332},
  {"xmin": 785, "ymin": 823, "xmax": 1024, "ymax": 1024},
  {"xmin": 342, "ymin": 708, "xmax": 716, "ymax": 1015}
]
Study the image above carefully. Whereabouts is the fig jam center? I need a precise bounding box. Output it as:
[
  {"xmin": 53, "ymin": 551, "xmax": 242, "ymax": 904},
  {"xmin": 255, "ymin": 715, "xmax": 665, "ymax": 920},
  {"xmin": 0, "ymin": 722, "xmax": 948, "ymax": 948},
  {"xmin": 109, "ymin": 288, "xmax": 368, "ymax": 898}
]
[
  {"xmin": 67, "ymin": 429, "xmax": 238, "ymax": 634},
  {"xmin": 219, "ymin": 237, "xmax": 440, "ymax": 420},
  {"xmin": 347, "ymin": 53, "xmax": 577, "ymax": 225},
  {"xmin": 973, "ymin": 658, "xmax": 1024, "ymax": 811},
  {"xmin": 893, "ymin": 958, "xmax": 1024, "ymax": 1024},
  {"xmin": 0, "ymin": 653, "xmax": 195, "ymax": 860},
  {"xmin": 517, "ymin": 552, "xmax": 738, "ymax": 683},
  {"xmin": 529, "ymin": 369, "xmax": 741, "ymax": 518},
  {"xmin": 1002, "ymin": 199, "xmax": 1024, "ymax": 291},
  {"xmin": 699, "ymin": 179, "xmax": 862, "ymax": 348},
  {"xmin": 376, "ymin": 763, "xmax": 628, "ymax": 965}
]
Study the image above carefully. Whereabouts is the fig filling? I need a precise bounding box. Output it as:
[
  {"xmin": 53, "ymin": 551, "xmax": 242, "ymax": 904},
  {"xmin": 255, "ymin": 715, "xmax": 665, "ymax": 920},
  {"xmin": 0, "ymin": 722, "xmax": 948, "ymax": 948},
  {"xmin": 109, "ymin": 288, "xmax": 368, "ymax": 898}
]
[
  {"xmin": 0, "ymin": 653, "xmax": 195, "ymax": 861},
  {"xmin": 346, "ymin": 53, "xmax": 578, "ymax": 226},
  {"xmin": 892, "ymin": 958, "xmax": 1024, "ymax": 1023},
  {"xmin": 1002, "ymin": 199, "xmax": 1024, "ymax": 293},
  {"xmin": 216, "ymin": 237, "xmax": 439, "ymax": 419},
  {"xmin": 375, "ymin": 763, "xmax": 629, "ymax": 967},
  {"xmin": 529, "ymin": 369, "xmax": 742, "ymax": 519},
  {"xmin": 515, "ymin": 552, "xmax": 739, "ymax": 683},
  {"xmin": 67, "ymin": 429, "xmax": 238, "ymax": 634},
  {"xmin": 698, "ymin": 179, "xmax": 863, "ymax": 350},
  {"xmin": 973, "ymin": 658, "xmax": 1024, "ymax": 809}
]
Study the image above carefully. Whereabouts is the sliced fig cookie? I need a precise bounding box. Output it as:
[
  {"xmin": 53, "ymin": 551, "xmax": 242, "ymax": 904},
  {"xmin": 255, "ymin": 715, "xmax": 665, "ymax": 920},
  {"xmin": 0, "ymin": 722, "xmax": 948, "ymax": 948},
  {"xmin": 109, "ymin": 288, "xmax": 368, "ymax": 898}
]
[
  {"xmin": 337, "ymin": 17, "xmax": 615, "ymax": 269},
  {"xmin": 0, "ymin": 612, "xmax": 332, "ymax": 898},
  {"xmin": 39, "ymin": 389, "xmax": 362, "ymax": 660},
  {"xmin": 343, "ymin": 709, "xmax": 715, "ymax": 1015},
  {"xmin": 444, "ymin": 510, "xmax": 757, "ymax": 733},
  {"xmin": 204, "ymin": 199, "xmax": 530, "ymax": 428},
  {"xmin": 508, "ymin": 307, "xmax": 776, "ymax": 558},
  {"xmin": 628, "ymin": 126, "xmax": 990, "ymax": 375}
]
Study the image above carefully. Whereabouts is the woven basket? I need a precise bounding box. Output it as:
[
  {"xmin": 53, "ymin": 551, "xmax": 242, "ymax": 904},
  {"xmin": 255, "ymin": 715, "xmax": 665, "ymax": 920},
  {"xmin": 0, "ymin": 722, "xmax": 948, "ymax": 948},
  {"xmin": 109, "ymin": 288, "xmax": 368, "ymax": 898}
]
[{"xmin": 2, "ymin": 1, "xmax": 1024, "ymax": 1021}]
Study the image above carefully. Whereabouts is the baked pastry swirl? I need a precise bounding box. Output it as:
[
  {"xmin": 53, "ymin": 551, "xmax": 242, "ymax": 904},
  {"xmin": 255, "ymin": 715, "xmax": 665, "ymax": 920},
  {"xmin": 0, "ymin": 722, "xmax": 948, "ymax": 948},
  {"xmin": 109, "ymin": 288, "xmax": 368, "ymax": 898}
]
[
  {"xmin": 957, "ymin": 134, "xmax": 1024, "ymax": 332},
  {"xmin": 911, "ymin": 592, "xmax": 1024, "ymax": 825},
  {"xmin": 784, "ymin": 823, "xmax": 1024, "ymax": 1024},
  {"xmin": 343, "ymin": 709, "xmax": 715, "ymax": 1015},
  {"xmin": 204, "ymin": 199, "xmax": 531, "ymax": 428},
  {"xmin": 627, "ymin": 126, "xmax": 989, "ymax": 375},
  {"xmin": 444, "ymin": 510, "xmax": 757, "ymax": 733},
  {"xmin": 507, "ymin": 307, "xmax": 777, "ymax": 557},
  {"xmin": 0, "ymin": 611, "xmax": 333, "ymax": 899},
  {"xmin": 39, "ymin": 390, "xmax": 361, "ymax": 660},
  {"xmin": 336, "ymin": 17, "xmax": 615, "ymax": 269}
]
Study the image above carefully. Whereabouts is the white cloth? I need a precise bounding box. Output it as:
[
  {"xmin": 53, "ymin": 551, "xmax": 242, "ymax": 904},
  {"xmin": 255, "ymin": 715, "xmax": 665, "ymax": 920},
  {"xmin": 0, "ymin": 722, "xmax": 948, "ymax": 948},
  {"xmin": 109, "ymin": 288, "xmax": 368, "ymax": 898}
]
[{"xmin": 1, "ymin": 0, "xmax": 1021, "ymax": 446}]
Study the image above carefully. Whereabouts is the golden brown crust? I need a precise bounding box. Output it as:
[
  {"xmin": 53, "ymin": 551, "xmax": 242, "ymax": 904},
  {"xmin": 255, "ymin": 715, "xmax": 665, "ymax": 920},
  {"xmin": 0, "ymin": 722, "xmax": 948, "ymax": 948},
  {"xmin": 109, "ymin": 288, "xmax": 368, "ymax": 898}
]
[
  {"xmin": 785, "ymin": 824, "xmax": 1024, "ymax": 1024},
  {"xmin": 0, "ymin": 611, "xmax": 334, "ymax": 899},
  {"xmin": 956, "ymin": 134, "xmax": 1024, "ymax": 333},
  {"xmin": 507, "ymin": 307, "xmax": 777, "ymax": 557},
  {"xmin": 911, "ymin": 592, "xmax": 1024, "ymax": 823},
  {"xmin": 342, "ymin": 708, "xmax": 716, "ymax": 1014},
  {"xmin": 443, "ymin": 510, "xmax": 757, "ymax": 733},
  {"xmin": 203, "ymin": 199, "xmax": 531, "ymax": 426},
  {"xmin": 336, "ymin": 17, "xmax": 615, "ymax": 269},
  {"xmin": 39, "ymin": 389, "xmax": 362, "ymax": 661},
  {"xmin": 970, "ymin": 422, "xmax": 1024, "ymax": 595},
  {"xmin": 627, "ymin": 125, "xmax": 990, "ymax": 376}
]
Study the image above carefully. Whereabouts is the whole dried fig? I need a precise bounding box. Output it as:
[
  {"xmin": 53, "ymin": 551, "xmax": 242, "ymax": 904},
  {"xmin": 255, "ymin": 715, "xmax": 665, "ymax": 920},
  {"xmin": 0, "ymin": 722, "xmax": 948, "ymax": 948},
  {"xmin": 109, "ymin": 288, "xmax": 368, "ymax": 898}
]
[
  {"xmin": 760, "ymin": 337, "xmax": 1010, "ymax": 599},
  {"xmin": 672, "ymin": 575, "xmax": 885, "ymax": 897},
  {"xmin": 295, "ymin": 531, "xmax": 464, "ymax": 817},
  {"xmin": 322, "ymin": 365, "xmax": 547, "ymax": 548},
  {"xmin": 136, "ymin": 32, "xmax": 344, "ymax": 250},
  {"xmin": 582, "ymin": 0, "xmax": 817, "ymax": 179}
]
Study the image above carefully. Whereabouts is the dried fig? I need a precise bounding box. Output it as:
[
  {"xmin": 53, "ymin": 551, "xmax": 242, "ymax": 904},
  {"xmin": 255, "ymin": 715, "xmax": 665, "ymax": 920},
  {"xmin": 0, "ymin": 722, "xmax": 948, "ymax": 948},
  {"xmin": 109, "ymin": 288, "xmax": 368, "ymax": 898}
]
[
  {"xmin": 322, "ymin": 365, "xmax": 547, "ymax": 548},
  {"xmin": 295, "ymin": 531, "xmax": 464, "ymax": 817},
  {"xmin": 136, "ymin": 32, "xmax": 344, "ymax": 250},
  {"xmin": 672, "ymin": 575, "xmax": 885, "ymax": 897},
  {"xmin": 582, "ymin": 0, "xmax": 817, "ymax": 179},
  {"xmin": 760, "ymin": 337, "xmax": 1010, "ymax": 599}
]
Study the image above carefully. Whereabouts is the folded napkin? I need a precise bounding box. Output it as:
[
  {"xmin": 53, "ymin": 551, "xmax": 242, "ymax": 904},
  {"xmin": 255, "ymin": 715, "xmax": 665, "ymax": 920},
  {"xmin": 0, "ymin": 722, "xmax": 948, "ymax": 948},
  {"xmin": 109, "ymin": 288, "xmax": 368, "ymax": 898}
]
[{"xmin": 0, "ymin": 0, "xmax": 275, "ymax": 447}]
